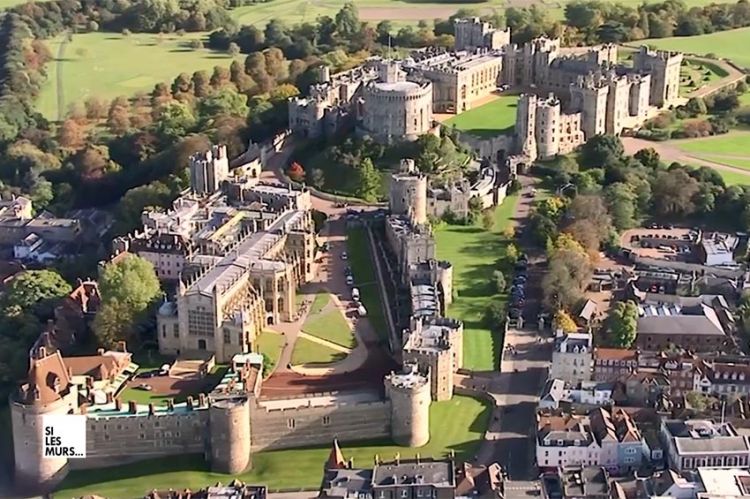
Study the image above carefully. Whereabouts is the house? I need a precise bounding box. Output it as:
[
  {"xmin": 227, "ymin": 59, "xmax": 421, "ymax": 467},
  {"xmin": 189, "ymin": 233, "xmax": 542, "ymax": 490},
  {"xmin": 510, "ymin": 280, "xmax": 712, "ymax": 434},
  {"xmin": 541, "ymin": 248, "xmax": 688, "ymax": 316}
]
[
  {"xmin": 560, "ymin": 466, "xmax": 610, "ymax": 499},
  {"xmin": 549, "ymin": 332, "xmax": 592, "ymax": 384},
  {"xmin": 144, "ymin": 481, "xmax": 267, "ymax": 499},
  {"xmin": 592, "ymin": 348, "xmax": 638, "ymax": 382},
  {"xmin": 539, "ymin": 379, "xmax": 614, "ymax": 410},
  {"xmin": 694, "ymin": 361, "xmax": 750, "ymax": 396},
  {"xmin": 660, "ymin": 419, "xmax": 750, "ymax": 472},
  {"xmin": 536, "ymin": 408, "xmax": 643, "ymax": 473}
]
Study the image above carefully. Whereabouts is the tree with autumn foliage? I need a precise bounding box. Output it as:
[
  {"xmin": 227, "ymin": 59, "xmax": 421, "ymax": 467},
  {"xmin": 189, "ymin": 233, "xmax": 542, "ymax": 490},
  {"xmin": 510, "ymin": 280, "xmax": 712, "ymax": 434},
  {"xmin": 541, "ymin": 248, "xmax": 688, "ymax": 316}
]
[
  {"xmin": 553, "ymin": 309, "xmax": 578, "ymax": 334},
  {"xmin": 288, "ymin": 161, "xmax": 305, "ymax": 183}
]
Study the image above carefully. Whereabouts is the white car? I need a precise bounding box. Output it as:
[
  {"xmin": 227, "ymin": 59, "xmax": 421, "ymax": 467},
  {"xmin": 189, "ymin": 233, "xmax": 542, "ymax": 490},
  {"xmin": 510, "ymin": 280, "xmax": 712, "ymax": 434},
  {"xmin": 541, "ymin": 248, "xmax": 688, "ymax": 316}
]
[{"xmin": 341, "ymin": 252, "xmax": 348, "ymax": 260}]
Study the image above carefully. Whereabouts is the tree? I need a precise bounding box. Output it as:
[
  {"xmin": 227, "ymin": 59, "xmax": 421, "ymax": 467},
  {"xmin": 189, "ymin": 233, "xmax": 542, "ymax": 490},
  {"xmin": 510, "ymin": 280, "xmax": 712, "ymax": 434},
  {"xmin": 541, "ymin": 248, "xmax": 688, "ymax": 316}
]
[
  {"xmin": 607, "ymin": 300, "xmax": 638, "ymax": 348},
  {"xmin": 604, "ymin": 183, "xmax": 637, "ymax": 230},
  {"xmin": 310, "ymin": 168, "xmax": 325, "ymax": 189},
  {"xmin": 287, "ymin": 162, "xmax": 305, "ymax": 182},
  {"xmin": 543, "ymin": 248, "xmax": 593, "ymax": 311},
  {"xmin": 335, "ymin": 2, "xmax": 360, "ymax": 38},
  {"xmin": 633, "ymin": 147, "xmax": 660, "ymax": 169},
  {"xmin": 3, "ymin": 270, "xmax": 72, "ymax": 318},
  {"xmin": 93, "ymin": 299, "xmax": 135, "ymax": 348},
  {"xmin": 484, "ymin": 301, "xmax": 506, "ymax": 330},
  {"xmin": 651, "ymin": 169, "xmax": 700, "ymax": 216},
  {"xmin": 99, "ymin": 255, "xmax": 160, "ymax": 316},
  {"xmin": 579, "ymin": 134, "xmax": 624, "ymax": 168},
  {"xmin": 154, "ymin": 101, "xmax": 196, "ymax": 141},
  {"xmin": 493, "ymin": 270, "xmax": 506, "ymax": 293},
  {"xmin": 553, "ymin": 309, "xmax": 577, "ymax": 333},
  {"xmin": 356, "ymin": 158, "xmax": 380, "ymax": 202},
  {"xmin": 228, "ymin": 42, "xmax": 240, "ymax": 57},
  {"xmin": 505, "ymin": 243, "xmax": 519, "ymax": 264},
  {"xmin": 563, "ymin": 195, "xmax": 612, "ymax": 251},
  {"xmin": 58, "ymin": 119, "xmax": 86, "ymax": 149},
  {"xmin": 197, "ymin": 88, "xmax": 248, "ymax": 118},
  {"xmin": 481, "ymin": 209, "xmax": 495, "ymax": 231}
]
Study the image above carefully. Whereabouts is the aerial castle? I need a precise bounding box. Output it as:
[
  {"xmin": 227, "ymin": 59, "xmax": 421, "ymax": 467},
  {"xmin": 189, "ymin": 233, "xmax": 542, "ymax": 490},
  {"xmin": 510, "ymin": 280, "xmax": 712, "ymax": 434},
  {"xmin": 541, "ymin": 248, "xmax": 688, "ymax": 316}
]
[
  {"xmin": 10, "ymin": 146, "xmax": 460, "ymax": 496},
  {"xmin": 289, "ymin": 18, "xmax": 683, "ymax": 163}
]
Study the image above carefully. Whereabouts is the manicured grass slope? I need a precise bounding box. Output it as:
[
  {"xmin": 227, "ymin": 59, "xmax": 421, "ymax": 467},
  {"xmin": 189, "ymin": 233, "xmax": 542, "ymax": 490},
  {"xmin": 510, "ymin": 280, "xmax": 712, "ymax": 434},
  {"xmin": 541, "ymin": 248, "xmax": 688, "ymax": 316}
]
[
  {"xmin": 444, "ymin": 96, "xmax": 519, "ymax": 138},
  {"xmin": 674, "ymin": 131, "xmax": 750, "ymax": 154},
  {"xmin": 435, "ymin": 195, "xmax": 519, "ymax": 371},
  {"xmin": 56, "ymin": 395, "xmax": 489, "ymax": 497},
  {"xmin": 38, "ymin": 32, "xmax": 241, "ymax": 119},
  {"xmin": 642, "ymin": 27, "xmax": 750, "ymax": 68},
  {"xmin": 291, "ymin": 336, "xmax": 346, "ymax": 365},
  {"xmin": 256, "ymin": 330, "xmax": 284, "ymax": 374},
  {"xmin": 302, "ymin": 308, "xmax": 356, "ymax": 348},
  {"xmin": 694, "ymin": 156, "xmax": 750, "ymax": 171}
]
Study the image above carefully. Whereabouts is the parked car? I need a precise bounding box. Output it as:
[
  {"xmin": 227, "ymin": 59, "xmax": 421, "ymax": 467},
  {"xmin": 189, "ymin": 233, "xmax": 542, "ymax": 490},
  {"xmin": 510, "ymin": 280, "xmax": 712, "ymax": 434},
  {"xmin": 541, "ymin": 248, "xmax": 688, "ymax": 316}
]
[
  {"xmin": 341, "ymin": 252, "xmax": 348, "ymax": 260},
  {"xmin": 513, "ymin": 275, "xmax": 527, "ymax": 285},
  {"xmin": 136, "ymin": 384, "xmax": 153, "ymax": 391},
  {"xmin": 345, "ymin": 275, "xmax": 354, "ymax": 286},
  {"xmin": 508, "ymin": 308, "xmax": 521, "ymax": 319}
]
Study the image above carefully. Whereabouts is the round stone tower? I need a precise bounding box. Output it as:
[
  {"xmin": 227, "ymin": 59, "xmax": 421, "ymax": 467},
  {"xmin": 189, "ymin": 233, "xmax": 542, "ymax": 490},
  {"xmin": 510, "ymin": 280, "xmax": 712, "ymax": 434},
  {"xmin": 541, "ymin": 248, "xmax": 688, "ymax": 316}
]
[
  {"xmin": 385, "ymin": 363, "xmax": 431, "ymax": 447},
  {"xmin": 209, "ymin": 397, "xmax": 252, "ymax": 473},
  {"xmin": 389, "ymin": 161, "xmax": 428, "ymax": 225},
  {"xmin": 12, "ymin": 344, "xmax": 79, "ymax": 494},
  {"xmin": 535, "ymin": 95, "xmax": 561, "ymax": 159}
]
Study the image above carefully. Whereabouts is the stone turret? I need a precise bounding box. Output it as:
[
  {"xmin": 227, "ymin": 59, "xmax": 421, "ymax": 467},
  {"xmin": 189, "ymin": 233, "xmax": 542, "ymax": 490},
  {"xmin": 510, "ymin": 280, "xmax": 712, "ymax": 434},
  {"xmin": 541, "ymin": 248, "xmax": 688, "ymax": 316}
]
[
  {"xmin": 385, "ymin": 363, "xmax": 431, "ymax": 447},
  {"xmin": 11, "ymin": 342, "xmax": 79, "ymax": 494},
  {"xmin": 209, "ymin": 396, "xmax": 252, "ymax": 473},
  {"xmin": 389, "ymin": 159, "xmax": 428, "ymax": 225}
]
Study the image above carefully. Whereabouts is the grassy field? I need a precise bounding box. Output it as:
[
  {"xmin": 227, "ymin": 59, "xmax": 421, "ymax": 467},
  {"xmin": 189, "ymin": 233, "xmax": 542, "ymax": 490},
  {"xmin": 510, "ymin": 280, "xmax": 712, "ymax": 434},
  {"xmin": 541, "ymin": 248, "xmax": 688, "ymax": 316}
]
[
  {"xmin": 435, "ymin": 194, "xmax": 519, "ymax": 371},
  {"xmin": 642, "ymin": 27, "xmax": 750, "ymax": 68},
  {"xmin": 291, "ymin": 336, "xmax": 346, "ymax": 365},
  {"xmin": 256, "ymin": 330, "xmax": 285, "ymax": 375},
  {"xmin": 38, "ymin": 31, "xmax": 241, "ymax": 120},
  {"xmin": 693, "ymin": 155, "xmax": 750, "ymax": 171},
  {"xmin": 740, "ymin": 92, "xmax": 750, "ymax": 106},
  {"xmin": 302, "ymin": 307, "xmax": 356, "ymax": 348},
  {"xmin": 716, "ymin": 169, "xmax": 750, "ymax": 185},
  {"xmin": 347, "ymin": 227, "xmax": 388, "ymax": 340},
  {"xmin": 445, "ymin": 95, "xmax": 518, "ymax": 138},
  {"xmin": 56, "ymin": 394, "xmax": 489, "ymax": 496},
  {"xmin": 673, "ymin": 131, "xmax": 750, "ymax": 155}
]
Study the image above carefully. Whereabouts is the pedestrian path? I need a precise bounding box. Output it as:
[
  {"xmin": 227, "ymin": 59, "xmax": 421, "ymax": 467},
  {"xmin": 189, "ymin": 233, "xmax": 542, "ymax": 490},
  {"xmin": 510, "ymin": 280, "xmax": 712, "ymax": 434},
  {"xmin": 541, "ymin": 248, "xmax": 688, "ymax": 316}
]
[{"xmin": 297, "ymin": 332, "xmax": 352, "ymax": 353}]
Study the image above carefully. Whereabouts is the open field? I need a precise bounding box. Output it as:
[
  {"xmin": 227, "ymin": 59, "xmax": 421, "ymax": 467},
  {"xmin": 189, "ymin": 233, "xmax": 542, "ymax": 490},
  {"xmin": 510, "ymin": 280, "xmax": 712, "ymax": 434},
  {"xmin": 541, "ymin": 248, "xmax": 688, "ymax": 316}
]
[
  {"xmin": 256, "ymin": 330, "xmax": 285, "ymax": 375},
  {"xmin": 711, "ymin": 169, "xmax": 750, "ymax": 186},
  {"xmin": 740, "ymin": 92, "xmax": 750, "ymax": 106},
  {"xmin": 641, "ymin": 27, "xmax": 750, "ymax": 68},
  {"xmin": 38, "ymin": 32, "xmax": 241, "ymax": 120},
  {"xmin": 444, "ymin": 95, "xmax": 518, "ymax": 138},
  {"xmin": 56, "ymin": 394, "xmax": 489, "ymax": 497},
  {"xmin": 672, "ymin": 131, "xmax": 750, "ymax": 155},
  {"xmin": 291, "ymin": 336, "xmax": 346, "ymax": 365},
  {"xmin": 347, "ymin": 227, "xmax": 388, "ymax": 339},
  {"xmin": 435, "ymin": 194, "xmax": 519, "ymax": 371}
]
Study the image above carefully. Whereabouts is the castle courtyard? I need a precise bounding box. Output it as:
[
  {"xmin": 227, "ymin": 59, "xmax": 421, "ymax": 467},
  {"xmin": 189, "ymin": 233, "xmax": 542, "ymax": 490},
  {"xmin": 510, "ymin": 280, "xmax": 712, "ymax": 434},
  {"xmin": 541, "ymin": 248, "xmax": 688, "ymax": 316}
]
[{"xmin": 443, "ymin": 94, "xmax": 520, "ymax": 138}]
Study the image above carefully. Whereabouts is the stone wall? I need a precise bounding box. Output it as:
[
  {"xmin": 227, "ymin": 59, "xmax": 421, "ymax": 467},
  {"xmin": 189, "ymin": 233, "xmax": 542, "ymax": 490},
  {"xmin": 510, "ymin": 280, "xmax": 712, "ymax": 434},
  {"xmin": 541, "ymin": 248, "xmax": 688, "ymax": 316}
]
[
  {"xmin": 82, "ymin": 410, "xmax": 209, "ymax": 463},
  {"xmin": 249, "ymin": 399, "xmax": 391, "ymax": 451}
]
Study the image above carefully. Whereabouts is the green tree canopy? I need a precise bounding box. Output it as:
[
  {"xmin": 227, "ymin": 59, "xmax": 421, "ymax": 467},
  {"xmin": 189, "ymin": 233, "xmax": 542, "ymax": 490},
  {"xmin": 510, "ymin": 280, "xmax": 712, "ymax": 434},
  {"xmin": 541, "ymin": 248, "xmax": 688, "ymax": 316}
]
[
  {"xmin": 99, "ymin": 254, "xmax": 161, "ymax": 314},
  {"xmin": 355, "ymin": 158, "xmax": 381, "ymax": 202},
  {"xmin": 3, "ymin": 270, "xmax": 72, "ymax": 318},
  {"xmin": 607, "ymin": 300, "xmax": 639, "ymax": 348}
]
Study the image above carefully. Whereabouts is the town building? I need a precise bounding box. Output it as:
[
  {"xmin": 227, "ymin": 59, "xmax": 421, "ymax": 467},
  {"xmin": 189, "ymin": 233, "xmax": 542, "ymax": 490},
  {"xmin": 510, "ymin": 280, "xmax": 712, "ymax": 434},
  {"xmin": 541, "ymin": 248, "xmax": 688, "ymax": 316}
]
[
  {"xmin": 319, "ymin": 443, "xmax": 504, "ymax": 499},
  {"xmin": 660, "ymin": 419, "xmax": 750, "ymax": 472},
  {"xmin": 454, "ymin": 17, "xmax": 510, "ymax": 51},
  {"xmin": 549, "ymin": 332, "xmax": 592, "ymax": 384},
  {"xmin": 536, "ymin": 407, "xmax": 643, "ymax": 472},
  {"xmin": 592, "ymin": 348, "xmax": 638, "ymax": 383},
  {"xmin": 541, "ymin": 466, "xmax": 610, "ymax": 499},
  {"xmin": 144, "ymin": 481, "xmax": 266, "ymax": 499}
]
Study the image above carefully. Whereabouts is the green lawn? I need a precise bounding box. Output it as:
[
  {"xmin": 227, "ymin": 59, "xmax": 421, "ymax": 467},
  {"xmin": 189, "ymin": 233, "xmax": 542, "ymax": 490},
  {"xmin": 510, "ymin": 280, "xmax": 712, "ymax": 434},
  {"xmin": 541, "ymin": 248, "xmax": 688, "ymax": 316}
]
[
  {"xmin": 445, "ymin": 95, "xmax": 519, "ymax": 138},
  {"xmin": 347, "ymin": 227, "xmax": 388, "ymax": 340},
  {"xmin": 435, "ymin": 195, "xmax": 519, "ymax": 371},
  {"xmin": 256, "ymin": 330, "xmax": 285, "ymax": 376},
  {"xmin": 739, "ymin": 92, "xmax": 750, "ymax": 106},
  {"xmin": 56, "ymin": 395, "xmax": 489, "ymax": 497},
  {"xmin": 290, "ymin": 336, "xmax": 346, "ymax": 365},
  {"xmin": 302, "ymin": 308, "xmax": 356, "ymax": 348},
  {"xmin": 38, "ymin": 31, "xmax": 242, "ymax": 120},
  {"xmin": 716, "ymin": 169, "xmax": 750, "ymax": 185},
  {"xmin": 679, "ymin": 59, "xmax": 725, "ymax": 94},
  {"xmin": 693, "ymin": 155, "xmax": 750, "ymax": 171},
  {"xmin": 118, "ymin": 366, "xmax": 229, "ymax": 405},
  {"xmin": 673, "ymin": 131, "xmax": 750, "ymax": 155},
  {"xmin": 309, "ymin": 292, "xmax": 330, "ymax": 315},
  {"xmin": 641, "ymin": 27, "xmax": 750, "ymax": 68}
]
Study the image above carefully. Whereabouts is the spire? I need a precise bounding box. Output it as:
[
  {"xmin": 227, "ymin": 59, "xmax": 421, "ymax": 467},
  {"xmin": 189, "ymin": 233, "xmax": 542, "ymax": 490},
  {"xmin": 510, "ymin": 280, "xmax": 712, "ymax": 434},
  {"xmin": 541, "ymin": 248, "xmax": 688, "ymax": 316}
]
[{"xmin": 326, "ymin": 438, "xmax": 346, "ymax": 470}]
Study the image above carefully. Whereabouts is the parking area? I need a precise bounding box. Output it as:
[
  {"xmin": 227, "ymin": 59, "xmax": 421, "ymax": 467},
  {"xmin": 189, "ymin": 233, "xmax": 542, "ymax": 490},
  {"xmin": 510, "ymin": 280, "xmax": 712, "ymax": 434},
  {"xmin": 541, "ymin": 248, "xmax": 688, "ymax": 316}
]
[{"xmin": 620, "ymin": 227, "xmax": 698, "ymax": 261}]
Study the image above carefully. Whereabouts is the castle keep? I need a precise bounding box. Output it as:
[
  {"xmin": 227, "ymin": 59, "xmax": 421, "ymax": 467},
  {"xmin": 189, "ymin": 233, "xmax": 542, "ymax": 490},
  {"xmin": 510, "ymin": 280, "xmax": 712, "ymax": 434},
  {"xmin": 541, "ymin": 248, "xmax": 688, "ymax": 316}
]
[{"xmin": 289, "ymin": 18, "xmax": 683, "ymax": 163}]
